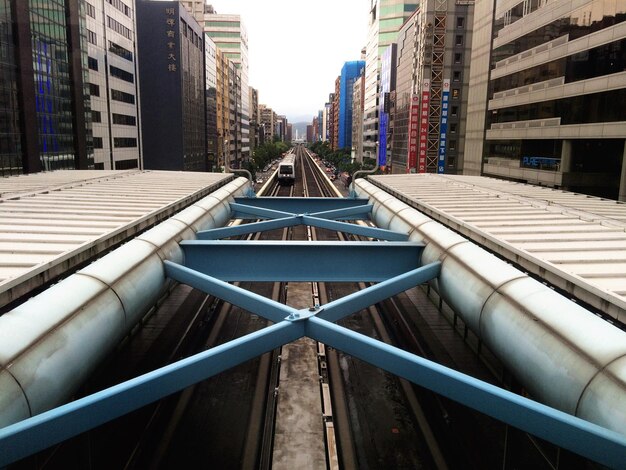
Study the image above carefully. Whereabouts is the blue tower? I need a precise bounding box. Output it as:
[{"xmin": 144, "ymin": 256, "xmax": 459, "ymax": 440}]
[{"xmin": 338, "ymin": 61, "xmax": 365, "ymax": 150}]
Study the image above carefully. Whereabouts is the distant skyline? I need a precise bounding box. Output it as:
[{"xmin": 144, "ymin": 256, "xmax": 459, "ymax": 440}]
[{"xmin": 207, "ymin": 0, "xmax": 370, "ymax": 123}]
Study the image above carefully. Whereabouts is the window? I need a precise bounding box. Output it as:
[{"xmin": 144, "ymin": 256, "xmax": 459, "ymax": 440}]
[
  {"xmin": 93, "ymin": 137, "xmax": 103, "ymax": 148},
  {"xmin": 454, "ymin": 53, "xmax": 462, "ymax": 63},
  {"xmin": 450, "ymin": 123, "xmax": 458, "ymax": 134},
  {"xmin": 452, "ymin": 89, "xmax": 460, "ymax": 99},
  {"xmin": 85, "ymin": 2, "xmax": 96, "ymax": 19},
  {"xmin": 449, "ymin": 140, "xmax": 457, "ymax": 150},
  {"xmin": 111, "ymin": 89, "xmax": 135, "ymax": 104},
  {"xmin": 88, "ymin": 56, "xmax": 98, "ymax": 71},
  {"xmin": 110, "ymin": 66, "xmax": 134, "ymax": 83},
  {"xmin": 108, "ymin": 41, "xmax": 133, "ymax": 61},
  {"xmin": 87, "ymin": 29, "xmax": 97, "ymax": 45},
  {"xmin": 457, "ymin": 17, "xmax": 465, "ymax": 28},
  {"xmin": 107, "ymin": 0, "xmax": 132, "ymax": 18},
  {"xmin": 107, "ymin": 16, "xmax": 132, "ymax": 40},
  {"xmin": 455, "ymin": 35, "xmax": 463, "ymax": 46},
  {"xmin": 91, "ymin": 110, "xmax": 101, "ymax": 122},
  {"xmin": 451, "ymin": 106, "xmax": 458, "ymax": 116},
  {"xmin": 453, "ymin": 71, "xmax": 461, "ymax": 82},
  {"xmin": 89, "ymin": 83, "xmax": 100, "ymax": 96},
  {"xmin": 114, "ymin": 137, "xmax": 137, "ymax": 148},
  {"xmin": 115, "ymin": 159, "xmax": 138, "ymax": 170},
  {"xmin": 112, "ymin": 113, "xmax": 136, "ymax": 126}
]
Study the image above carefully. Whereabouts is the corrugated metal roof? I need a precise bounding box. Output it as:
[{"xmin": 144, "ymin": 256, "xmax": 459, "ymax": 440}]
[
  {"xmin": 0, "ymin": 170, "xmax": 233, "ymax": 309},
  {"xmin": 368, "ymin": 174, "xmax": 626, "ymax": 322}
]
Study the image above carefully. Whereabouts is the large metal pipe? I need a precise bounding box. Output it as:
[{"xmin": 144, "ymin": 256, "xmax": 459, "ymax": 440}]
[
  {"xmin": 355, "ymin": 178, "xmax": 626, "ymax": 437},
  {"xmin": 0, "ymin": 178, "xmax": 250, "ymax": 427}
]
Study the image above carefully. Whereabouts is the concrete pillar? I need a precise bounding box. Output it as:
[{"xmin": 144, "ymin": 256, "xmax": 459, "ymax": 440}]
[
  {"xmin": 560, "ymin": 139, "xmax": 572, "ymax": 173},
  {"xmin": 619, "ymin": 140, "xmax": 626, "ymax": 202}
]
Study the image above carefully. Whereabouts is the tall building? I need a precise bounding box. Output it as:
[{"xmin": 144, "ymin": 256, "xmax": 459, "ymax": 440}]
[
  {"xmin": 390, "ymin": 1, "xmax": 474, "ymax": 174},
  {"xmin": 249, "ymin": 86, "xmax": 259, "ymax": 151},
  {"xmin": 216, "ymin": 47, "xmax": 229, "ymax": 170},
  {"xmin": 259, "ymin": 104, "xmax": 275, "ymax": 142},
  {"xmin": 86, "ymin": 0, "xmax": 141, "ymax": 170},
  {"xmin": 332, "ymin": 79, "xmax": 340, "ymax": 150},
  {"xmin": 339, "ymin": 61, "xmax": 366, "ymax": 150},
  {"xmin": 465, "ymin": 0, "xmax": 626, "ymax": 200},
  {"xmin": 363, "ymin": 0, "xmax": 418, "ymax": 161},
  {"xmin": 1, "ymin": 0, "xmax": 93, "ymax": 176},
  {"xmin": 205, "ymin": 34, "xmax": 218, "ymax": 171},
  {"xmin": 378, "ymin": 46, "xmax": 396, "ymax": 168},
  {"xmin": 203, "ymin": 7, "xmax": 250, "ymax": 163},
  {"xmin": 136, "ymin": 1, "xmax": 206, "ymax": 171},
  {"xmin": 352, "ymin": 71, "xmax": 365, "ymax": 161}
]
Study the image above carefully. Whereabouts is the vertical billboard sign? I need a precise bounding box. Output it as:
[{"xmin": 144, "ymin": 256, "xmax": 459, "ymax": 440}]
[
  {"xmin": 418, "ymin": 79, "xmax": 430, "ymax": 173},
  {"xmin": 378, "ymin": 46, "xmax": 394, "ymax": 168},
  {"xmin": 406, "ymin": 94, "xmax": 420, "ymax": 172},
  {"xmin": 438, "ymin": 79, "xmax": 450, "ymax": 174}
]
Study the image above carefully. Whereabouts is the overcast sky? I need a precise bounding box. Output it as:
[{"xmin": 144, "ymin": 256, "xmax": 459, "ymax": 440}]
[{"xmin": 208, "ymin": 0, "xmax": 371, "ymax": 123}]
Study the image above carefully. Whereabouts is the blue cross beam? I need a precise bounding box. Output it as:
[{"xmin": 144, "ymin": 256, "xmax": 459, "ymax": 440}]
[
  {"xmin": 1, "ymin": 258, "xmax": 625, "ymax": 467},
  {"xmin": 197, "ymin": 198, "xmax": 407, "ymax": 241}
]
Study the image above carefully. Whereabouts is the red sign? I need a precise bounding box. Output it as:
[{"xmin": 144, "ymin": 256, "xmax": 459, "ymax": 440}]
[
  {"xmin": 406, "ymin": 94, "xmax": 420, "ymax": 172},
  {"xmin": 417, "ymin": 80, "xmax": 430, "ymax": 173}
]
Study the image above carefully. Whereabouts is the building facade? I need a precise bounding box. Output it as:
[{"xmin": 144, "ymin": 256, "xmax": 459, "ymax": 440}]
[
  {"xmin": 204, "ymin": 8, "xmax": 250, "ymax": 163},
  {"xmin": 136, "ymin": 1, "xmax": 206, "ymax": 171},
  {"xmin": 465, "ymin": 0, "xmax": 626, "ymax": 200},
  {"xmin": 249, "ymin": 86, "xmax": 259, "ymax": 152},
  {"xmin": 378, "ymin": 45, "xmax": 396, "ymax": 168},
  {"xmin": 339, "ymin": 60, "xmax": 366, "ymax": 150},
  {"xmin": 205, "ymin": 34, "xmax": 218, "ymax": 171},
  {"xmin": 363, "ymin": 0, "xmax": 419, "ymax": 161},
  {"xmin": 259, "ymin": 104, "xmax": 275, "ymax": 142},
  {"xmin": 1, "ymin": 0, "xmax": 93, "ymax": 176},
  {"xmin": 86, "ymin": 0, "xmax": 141, "ymax": 170},
  {"xmin": 390, "ymin": 0, "xmax": 474, "ymax": 174},
  {"xmin": 352, "ymin": 71, "xmax": 365, "ymax": 161}
]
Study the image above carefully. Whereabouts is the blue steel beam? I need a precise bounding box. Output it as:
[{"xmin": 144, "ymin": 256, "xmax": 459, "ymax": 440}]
[
  {"xmin": 301, "ymin": 215, "xmax": 407, "ymax": 241},
  {"xmin": 197, "ymin": 216, "xmax": 300, "ymax": 240},
  {"xmin": 198, "ymin": 215, "xmax": 404, "ymax": 241},
  {"xmin": 307, "ymin": 204, "xmax": 373, "ymax": 221},
  {"xmin": 318, "ymin": 262, "xmax": 441, "ymax": 322},
  {"xmin": 180, "ymin": 241, "xmax": 424, "ymax": 282},
  {"xmin": 233, "ymin": 197, "xmax": 370, "ymax": 214},
  {"xmin": 164, "ymin": 261, "xmax": 293, "ymax": 323},
  {"xmin": 229, "ymin": 202, "xmax": 294, "ymax": 220},
  {"xmin": 0, "ymin": 321, "xmax": 303, "ymax": 467},
  {"xmin": 305, "ymin": 316, "xmax": 626, "ymax": 469}
]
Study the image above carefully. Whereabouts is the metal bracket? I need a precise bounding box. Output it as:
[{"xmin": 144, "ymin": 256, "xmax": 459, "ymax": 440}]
[{"xmin": 286, "ymin": 306, "xmax": 324, "ymax": 322}]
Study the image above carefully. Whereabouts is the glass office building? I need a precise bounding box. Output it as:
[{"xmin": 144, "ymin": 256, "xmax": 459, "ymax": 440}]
[
  {"xmin": 466, "ymin": 0, "xmax": 626, "ymax": 200},
  {"xmin": 0, "ymin": 0, "xmax": 92, "ymax": 176}
]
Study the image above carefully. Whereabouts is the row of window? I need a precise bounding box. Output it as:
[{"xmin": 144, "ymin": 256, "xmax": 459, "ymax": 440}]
[
  {"xmin": 89, "ymin": 84, "xmax": 135, "ymax": 105},
  {"xmin": 109, "ymin": 41, "xmax": 133, "ymax": 62},
  {"xmin": 109, "ymin": 65, "xmax": 133, "ymax": 83},
  {"xmin": 492, "ymin": 38, "xmax": 626, "ymax": 94},
  {"xmin": 488, "ymin": 88, "xmax": 626, "ymax": 125},
  {"xmin": 180, "ymin": 19, "xmax": 203, "ymax": 49},
  {"xmin": 85, "ymin": 2, "xmax": 96, "ymax": 19},
  {"xmin": 92, "ymin": 111, "xmax": 135, "ymax": 125},
  {"xmin": 107, "ymin": 16, "xmax": 132, "ymax": 40},
  {"xmin": 493, "ymin": 0, "xmax": 626, "ymax": 63},
  {"xmin": 107, "ymin": 0, "xmax": 132, "ymax": 18}
]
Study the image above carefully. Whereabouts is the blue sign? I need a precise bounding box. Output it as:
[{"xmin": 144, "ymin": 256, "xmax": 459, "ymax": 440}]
[
  {"xmin": 437, "ymin": 79, "xmax": 450, "ymax": 174},
  {"xmin": 521, "ymin": 156, "xmax": 559, "ymax": 170}
]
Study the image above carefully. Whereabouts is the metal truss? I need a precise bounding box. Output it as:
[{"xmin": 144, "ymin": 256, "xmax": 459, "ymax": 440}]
[{"xmin": 1, "ymin": 197, "xmax": 625, "ymax": 467}]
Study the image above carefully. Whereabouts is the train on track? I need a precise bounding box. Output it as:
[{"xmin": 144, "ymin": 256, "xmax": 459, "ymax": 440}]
[{"xmin": 277, "ymin": 153, "xmax": 297, "ymax": 185}]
